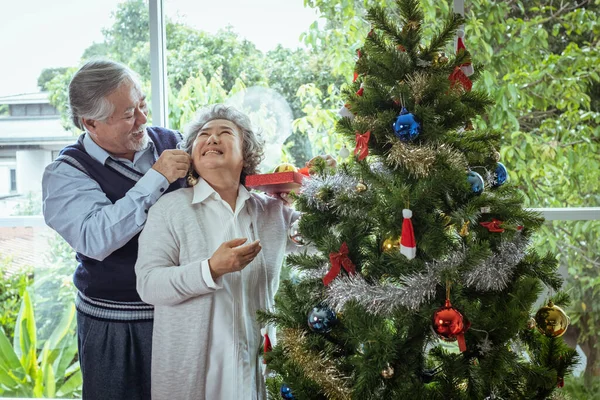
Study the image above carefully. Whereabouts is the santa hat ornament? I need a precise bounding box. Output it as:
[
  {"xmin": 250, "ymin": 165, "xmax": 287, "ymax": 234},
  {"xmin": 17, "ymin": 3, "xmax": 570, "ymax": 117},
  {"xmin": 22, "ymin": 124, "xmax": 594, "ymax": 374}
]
[
  {"xmin": 456, "ymin": 30, "xmax": 474, "ymax": 77},
  {"xmin": 338, "ymin": 103, "xmax": 354, "ymax": 120},
  {"xmin": 400, "ymin": 208, "xmax": 416, "ymax": 259},
  {"xmin": 356, "ymin": 83, "xmax": 365, "ymax": 97}
]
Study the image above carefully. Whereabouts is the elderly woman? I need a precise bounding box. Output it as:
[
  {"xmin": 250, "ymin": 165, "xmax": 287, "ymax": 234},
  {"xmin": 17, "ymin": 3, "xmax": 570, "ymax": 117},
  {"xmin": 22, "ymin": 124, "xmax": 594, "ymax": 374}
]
[{"xmin": 135, "ymin": 104, "xmax": 299, "ymax": 400}]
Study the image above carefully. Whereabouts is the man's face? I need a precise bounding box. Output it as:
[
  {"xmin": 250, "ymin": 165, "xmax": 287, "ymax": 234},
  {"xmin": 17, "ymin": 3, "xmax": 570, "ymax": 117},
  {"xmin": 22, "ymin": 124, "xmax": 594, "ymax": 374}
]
[
  {"xmin": 84, "ymin": 81, "xmax": 148, "ymax": 160},
  {"xmin": 191, "ymin": 119, "xmax": 244, "ymax": 178}
]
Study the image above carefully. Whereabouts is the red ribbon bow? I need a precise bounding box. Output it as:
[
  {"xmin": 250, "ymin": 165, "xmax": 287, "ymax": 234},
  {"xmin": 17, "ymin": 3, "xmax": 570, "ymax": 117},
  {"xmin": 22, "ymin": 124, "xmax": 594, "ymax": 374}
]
[
  {"xmin": 323, "ymin": 242, "xmax": 356, "ymax": 286},
  {"xmin": 354, "ymin": 131, "xmax": 371, "ymax": 161},
  {"xmin": 479, "ymin": 219, "xmax": 504, "ymax": 233},
  {"xmin": 449, "ymin": 66, "xmax": 472, "ymax": 92}
]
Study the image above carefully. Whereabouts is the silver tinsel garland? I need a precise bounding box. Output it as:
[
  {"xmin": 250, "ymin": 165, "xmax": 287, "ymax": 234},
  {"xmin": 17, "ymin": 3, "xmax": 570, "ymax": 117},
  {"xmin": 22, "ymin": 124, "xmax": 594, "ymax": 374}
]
[
  {"xmin": 301, "ymin": 173, "xmax": 358, "ymax": 211},
  {"xmin": 301, "ymin": 235, "xmax": 527, "ymax": 315},
  {"xmin": 323, "ymin": 250, "xmax": 466, "ymax": 314},
  {"xmin": 462, "ymin": 235, "xmax": 529, "ymax": 291}
]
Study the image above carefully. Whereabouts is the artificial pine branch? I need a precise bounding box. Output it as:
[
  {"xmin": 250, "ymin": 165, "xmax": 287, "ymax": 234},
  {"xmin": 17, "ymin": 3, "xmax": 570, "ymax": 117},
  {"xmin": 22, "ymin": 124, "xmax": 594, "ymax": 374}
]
[{"xmin": 421, "ymin": 12, "xmax": 465, "ymax": 59}]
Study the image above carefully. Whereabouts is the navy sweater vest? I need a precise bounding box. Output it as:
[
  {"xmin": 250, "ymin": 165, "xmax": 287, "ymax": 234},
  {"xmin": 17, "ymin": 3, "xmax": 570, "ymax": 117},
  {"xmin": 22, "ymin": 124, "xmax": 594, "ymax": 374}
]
[{"xmin": 58, "ymin": 127, "xmax": 185, "ymax": 302}]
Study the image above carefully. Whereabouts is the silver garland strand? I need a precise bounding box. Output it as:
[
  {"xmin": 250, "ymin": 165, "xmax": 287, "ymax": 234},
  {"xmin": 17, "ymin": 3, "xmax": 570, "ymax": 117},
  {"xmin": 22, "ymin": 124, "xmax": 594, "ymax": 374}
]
[
  {"xmin": 323, "ymin": 250, "xmax": 466, "ymax": 314},
  {"xmin": 369, "ymin": 160, "xmax": 393, "ymax": 177},
  {"xmin": 301, "ymin": 173, "xmax": 358, "ymax": 211},
  {"xmin": 462, "ymin": 235, "xmax": 529, "ymax": 291}
]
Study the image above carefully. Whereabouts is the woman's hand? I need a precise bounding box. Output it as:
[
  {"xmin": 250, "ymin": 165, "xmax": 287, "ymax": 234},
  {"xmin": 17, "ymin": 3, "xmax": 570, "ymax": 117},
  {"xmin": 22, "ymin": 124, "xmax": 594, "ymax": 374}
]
[{"xmin": 208, "ymin": 238, "xmax": 262, "ymax": 280}]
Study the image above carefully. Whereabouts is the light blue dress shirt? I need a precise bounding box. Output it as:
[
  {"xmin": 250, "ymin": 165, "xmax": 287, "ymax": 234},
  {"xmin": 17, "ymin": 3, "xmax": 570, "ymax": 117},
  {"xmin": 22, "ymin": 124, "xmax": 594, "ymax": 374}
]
[{"xmin": 42, "ymin": 133, "xmax": 170, "ymax": 261}]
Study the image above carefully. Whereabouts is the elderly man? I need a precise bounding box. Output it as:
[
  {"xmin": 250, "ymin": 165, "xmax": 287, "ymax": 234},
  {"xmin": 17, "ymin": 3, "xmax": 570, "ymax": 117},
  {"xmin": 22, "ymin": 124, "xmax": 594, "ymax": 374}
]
[{"xmin": 42, "ymin": 59, "xmax": 189, "ymax": 400}]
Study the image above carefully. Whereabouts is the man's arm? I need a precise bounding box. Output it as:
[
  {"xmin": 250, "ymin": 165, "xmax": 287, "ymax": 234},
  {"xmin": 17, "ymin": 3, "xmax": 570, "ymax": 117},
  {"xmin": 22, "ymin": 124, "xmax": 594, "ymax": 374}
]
[{"xmin": 42, "ymin": 161, "xmax": 169, "ymax": 261}]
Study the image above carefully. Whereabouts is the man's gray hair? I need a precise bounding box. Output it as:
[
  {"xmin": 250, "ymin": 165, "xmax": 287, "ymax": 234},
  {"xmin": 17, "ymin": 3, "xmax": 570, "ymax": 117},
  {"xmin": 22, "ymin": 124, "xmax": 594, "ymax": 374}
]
[
  {"xmin": 183, "ymin": 104, "xmax": 265, "ymax": 183},
  {"xmin": 68, "ymin": 59, "xmax": 142, "ymax": 130}
]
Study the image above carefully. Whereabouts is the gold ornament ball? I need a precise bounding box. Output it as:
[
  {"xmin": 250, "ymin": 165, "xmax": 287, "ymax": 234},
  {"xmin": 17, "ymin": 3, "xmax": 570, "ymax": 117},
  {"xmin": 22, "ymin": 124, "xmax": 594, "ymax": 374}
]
[
  {"xmin": 273, "ymin": 163, "xmax": 298, "ymax": 173},
  {"xmin": 381, "ymin": 364, "xmax": 394, "ymax": 379},
  {"xmin": 382, "ymin": 237, "xmax": 400, "ymax": 252},
  {"xmin": 438, "ymin": 52, "xmax": 449, "ymax": 64},
  {"xmin": 534, "ymin": 301, "xmax": 570, "ymax": 337},
  {"xmin": 355, "ymin": 182, "xmax": 367, "ymax": 193}
]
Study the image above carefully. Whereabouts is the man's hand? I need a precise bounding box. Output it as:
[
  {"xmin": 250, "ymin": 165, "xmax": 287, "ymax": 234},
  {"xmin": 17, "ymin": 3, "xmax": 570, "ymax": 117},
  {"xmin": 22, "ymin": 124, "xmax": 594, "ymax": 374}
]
[
  {"xmin": 208, "ymin": 238, "xmax": 262, "ymax": 280},
  {"xmin": 152, "ymin": 150, "xmax": 190, "ymax": 183}
]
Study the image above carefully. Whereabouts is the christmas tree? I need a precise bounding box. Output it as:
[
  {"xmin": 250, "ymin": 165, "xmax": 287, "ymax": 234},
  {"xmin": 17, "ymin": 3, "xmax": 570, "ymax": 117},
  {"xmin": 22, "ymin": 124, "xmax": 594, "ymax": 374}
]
[{"xmin": 259, "ymin": 0, "xmax": 578, "ymax": 399}]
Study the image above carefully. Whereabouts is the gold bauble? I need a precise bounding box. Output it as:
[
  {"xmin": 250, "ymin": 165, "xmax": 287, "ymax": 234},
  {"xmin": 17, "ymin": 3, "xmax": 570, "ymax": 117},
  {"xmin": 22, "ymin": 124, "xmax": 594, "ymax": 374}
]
[
  {"xmin": 273, "ymin": 163, "xmax": 298, "ymax": 173},
  {"xmin": 433, "ymin": 52, "xmax": 449, "ymax": 66},
  {"xmin": 381, "ymin": 364, "xmax": 394, "ymax": 379},
  {"xmin": 355, "ymin": 181, "xmax": 367, "ymax": 192},
  {"xmin": 534, "ymin": 301, "xmax": 570, "ymax": 337},
  {"xmin": 382, "ymin": 237, "xmax": 400, "ymax": 252}
]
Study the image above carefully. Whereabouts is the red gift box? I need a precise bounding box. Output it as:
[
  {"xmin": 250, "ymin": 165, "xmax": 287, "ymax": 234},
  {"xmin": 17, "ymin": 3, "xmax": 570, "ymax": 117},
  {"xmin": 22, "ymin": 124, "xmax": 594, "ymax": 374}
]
[{"xmin": 245, "ymin": 171, "xmax": 307, "ymax": 194}]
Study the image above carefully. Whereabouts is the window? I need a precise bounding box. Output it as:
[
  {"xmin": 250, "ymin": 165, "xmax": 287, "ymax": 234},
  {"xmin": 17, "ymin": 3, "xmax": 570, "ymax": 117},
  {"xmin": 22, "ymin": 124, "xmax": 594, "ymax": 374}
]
[
  {"xmin": 9, "ymin": 168, "xmax": 16, "ymax": 192},
  {"xmin": 0, "ymin": 1, "xmax": 597, "ymax": 398}
]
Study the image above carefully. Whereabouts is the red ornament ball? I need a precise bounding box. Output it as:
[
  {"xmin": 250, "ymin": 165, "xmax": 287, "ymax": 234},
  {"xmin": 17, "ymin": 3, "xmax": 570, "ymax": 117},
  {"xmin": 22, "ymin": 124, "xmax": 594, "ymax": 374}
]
[{"xmin": 432, "ymin": 299, "xmax": 470, "ymax": 341}]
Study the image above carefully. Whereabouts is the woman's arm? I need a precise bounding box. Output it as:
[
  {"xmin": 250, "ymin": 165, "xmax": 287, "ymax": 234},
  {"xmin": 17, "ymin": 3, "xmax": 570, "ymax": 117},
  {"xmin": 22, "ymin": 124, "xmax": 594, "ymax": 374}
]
[{"xmin": 135, "ymin": 203, "xmax": 220, "ymax": 306}]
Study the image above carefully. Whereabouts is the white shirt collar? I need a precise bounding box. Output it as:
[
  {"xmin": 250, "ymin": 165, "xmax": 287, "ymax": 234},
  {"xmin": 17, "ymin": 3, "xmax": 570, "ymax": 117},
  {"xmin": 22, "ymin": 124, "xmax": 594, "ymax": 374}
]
[{"xmin": 192, "ymin": 178, "xmax": 251, "ymax": 213}]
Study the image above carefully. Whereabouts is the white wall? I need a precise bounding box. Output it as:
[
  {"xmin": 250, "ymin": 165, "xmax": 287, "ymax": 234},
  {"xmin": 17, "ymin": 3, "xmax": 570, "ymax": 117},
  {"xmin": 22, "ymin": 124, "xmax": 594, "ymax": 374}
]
[{"xmin": 15, "ymin": 149, "xmax": 52, "ymax": 194}]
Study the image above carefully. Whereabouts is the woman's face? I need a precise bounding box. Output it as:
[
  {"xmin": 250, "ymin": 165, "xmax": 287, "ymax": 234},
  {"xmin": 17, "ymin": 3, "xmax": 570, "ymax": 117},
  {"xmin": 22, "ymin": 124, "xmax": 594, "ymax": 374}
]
[{"xmin": 191, "ymin": 119, "xmax": 244, "ymax": 178}]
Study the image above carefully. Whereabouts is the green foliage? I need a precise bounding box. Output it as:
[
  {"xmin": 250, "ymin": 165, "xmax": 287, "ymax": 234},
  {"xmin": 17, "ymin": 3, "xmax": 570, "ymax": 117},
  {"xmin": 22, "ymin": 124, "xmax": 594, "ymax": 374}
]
[
  {"xmin": 0, "ymin": 104, "xmax": 9, "ymax": 116},
  {"xmin": 45, "ymin": 67, "xmax": 79, "ymax": 133},
  {"xmin": 0, "ymin": 257, "xmax": 32, "ymax": 342},
  {"xmin": 28, "ymin": 232, "xmax": 78, "ymax": 344},
  {"xmin": 0, "ymin": 289, "xmax": 81, "ymax": 398},
  {"xmin": 564, "ymin": 374, "xmax": 600, "ymax": 400},
  {"xmin": 10, "ymin": 192, "xmax": 43, "ymax": 216},
  {"xmin": 36, "ymin": 68, "xmax": 68, "ymax": 91}
]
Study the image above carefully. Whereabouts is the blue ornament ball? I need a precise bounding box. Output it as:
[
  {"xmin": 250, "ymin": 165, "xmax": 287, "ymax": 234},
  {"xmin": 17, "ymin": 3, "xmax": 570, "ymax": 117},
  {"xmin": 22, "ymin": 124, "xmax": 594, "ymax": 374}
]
[
  {"xmin": 307, "ymin": 305, "xmax": 337, "ymax": 333},
  {"xmin": 393, "ymin": 107, "xmax": 421, "ymax": 142},
  {"xmin": 493, "ymin": 162, "xmax": 508, "ymax": 187},
  {"xmin": 280, "ymin": 384, "xmax": 295, "ymax": 399},
  {"xmin": 467, "ymin": 171, "xmax": 485, "ymax": 195}
]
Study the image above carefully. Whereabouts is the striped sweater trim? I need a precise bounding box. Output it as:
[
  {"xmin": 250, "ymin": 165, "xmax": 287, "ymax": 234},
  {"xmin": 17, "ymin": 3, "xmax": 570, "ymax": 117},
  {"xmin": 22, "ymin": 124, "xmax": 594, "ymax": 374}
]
[{"xmin": 75, "ymin": 292, "xmax": 154, "ymax": 321}]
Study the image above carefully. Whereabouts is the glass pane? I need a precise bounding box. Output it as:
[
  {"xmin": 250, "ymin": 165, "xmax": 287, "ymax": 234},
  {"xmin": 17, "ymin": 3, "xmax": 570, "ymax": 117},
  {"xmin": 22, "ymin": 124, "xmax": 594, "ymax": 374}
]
[
  {"xmin": 164, "ymin": 0, "xmax": 344, "ymax": 172},
  {"xmin": 0, "ymin": 1, "xmax": 150, "ymax": 397},
  {"xmin": 534, "ymin": 219, "xmax": 600, "ymax": 397}
]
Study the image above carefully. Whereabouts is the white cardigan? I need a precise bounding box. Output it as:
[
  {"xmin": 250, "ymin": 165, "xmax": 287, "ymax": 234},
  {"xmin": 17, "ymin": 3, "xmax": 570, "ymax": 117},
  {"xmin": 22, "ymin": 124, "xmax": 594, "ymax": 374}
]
[{"xmin": 135, "ymin": 187, "xmax": 298, "ymax": 399}]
